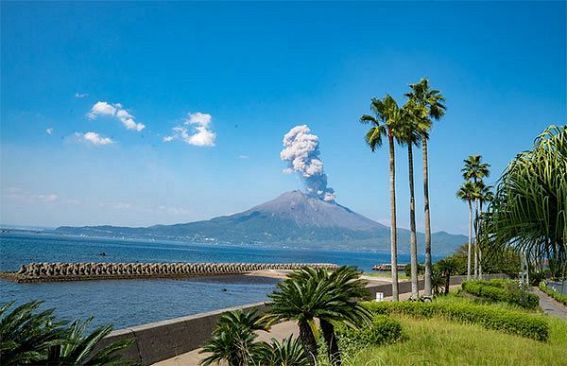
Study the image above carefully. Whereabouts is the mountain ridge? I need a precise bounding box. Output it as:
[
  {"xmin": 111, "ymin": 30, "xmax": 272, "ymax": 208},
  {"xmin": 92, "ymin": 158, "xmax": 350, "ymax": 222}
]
[{"xmin": 55, "ymin": 191, "xmax": 466, "ymax": 255}]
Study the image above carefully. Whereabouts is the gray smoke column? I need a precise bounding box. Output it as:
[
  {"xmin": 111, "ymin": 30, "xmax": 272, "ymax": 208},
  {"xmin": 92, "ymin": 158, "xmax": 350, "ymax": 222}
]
[{"xmin": 280, "ymin": 125, "xmax": 336, "ymax": 202}]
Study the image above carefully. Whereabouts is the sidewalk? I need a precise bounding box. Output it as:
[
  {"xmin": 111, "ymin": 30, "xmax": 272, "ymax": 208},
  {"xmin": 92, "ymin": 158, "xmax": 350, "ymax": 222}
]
[{"xmin": 533, "ymin": 287, "xmax": 567, "ymax": 321}]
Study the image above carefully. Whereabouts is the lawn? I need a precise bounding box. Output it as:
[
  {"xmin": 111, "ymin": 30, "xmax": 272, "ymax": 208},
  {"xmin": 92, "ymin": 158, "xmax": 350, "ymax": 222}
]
[{"xmin": 346, "ymin": 315, "xmax": 567, "ymax": 366}]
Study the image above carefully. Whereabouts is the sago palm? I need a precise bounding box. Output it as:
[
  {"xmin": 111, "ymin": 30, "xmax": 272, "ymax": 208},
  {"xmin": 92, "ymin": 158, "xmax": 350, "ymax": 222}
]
[
  {"xmin": 406, "ymin": 78, "xmax": 446, "ymax": 297},
  {"xmin": 256, "ymin": 336, "xmax": 309, "ymax": 366},
  {"xmin": 360, "ymin": 95, "xmax": 404, "ymax": 301},
  {"xmin": 268, "ymin": 266, "xmax": 370, "ymax": 366},
  {"xmin": 200, "ymin": 309, "xmax": 267, "ymax": 366}
]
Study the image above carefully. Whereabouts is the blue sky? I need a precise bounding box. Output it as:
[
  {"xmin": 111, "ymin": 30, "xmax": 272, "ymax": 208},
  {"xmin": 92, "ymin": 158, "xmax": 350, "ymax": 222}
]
[{"xmin": 1, "ymin": 2, "xmax": 565, "ymax": 234}]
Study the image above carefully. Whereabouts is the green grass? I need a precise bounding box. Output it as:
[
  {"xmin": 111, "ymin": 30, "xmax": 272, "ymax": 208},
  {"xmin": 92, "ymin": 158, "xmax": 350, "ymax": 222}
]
[
  {"xmin": 347, "ymin": 315, "xmax": 567, "ymax": 366},
  {"xmin": 364, "ymin": 271, "xmax": 410, "ymax": 280},
  {"xmin": 539, "ymin": 281, "xmax": 567, "ymax": 306}
]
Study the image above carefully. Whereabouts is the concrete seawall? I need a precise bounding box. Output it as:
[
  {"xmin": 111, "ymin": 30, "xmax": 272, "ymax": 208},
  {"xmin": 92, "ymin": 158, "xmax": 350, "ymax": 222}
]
[
  {"xmin": 97, "ymin": 273, "xmax": 506, "ymax": 365},
  {"xmin": 4, "ymin": 262, "xmax": 338, "ymax": 283}
]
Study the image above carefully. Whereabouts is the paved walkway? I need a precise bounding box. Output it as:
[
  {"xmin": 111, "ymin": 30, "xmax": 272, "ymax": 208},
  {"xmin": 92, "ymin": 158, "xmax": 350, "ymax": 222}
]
[{"xmin": 533, "ymin": 287, "xmax": 567, "ymax": 321}]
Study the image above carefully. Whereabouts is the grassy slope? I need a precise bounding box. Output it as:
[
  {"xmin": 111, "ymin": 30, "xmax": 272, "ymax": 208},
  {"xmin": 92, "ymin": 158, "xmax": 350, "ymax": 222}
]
[
  {"xmin": 338, "ymin": 293, "xmax": 567, "ymax": 366},
  {"xmin": 350, "ymin": 315, "xmax": 567, "ymax": 366}
]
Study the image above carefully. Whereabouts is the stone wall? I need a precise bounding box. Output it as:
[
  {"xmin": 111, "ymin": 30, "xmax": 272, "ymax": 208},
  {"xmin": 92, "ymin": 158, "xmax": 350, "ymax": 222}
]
[
  {"xmin": 11, "ymin": 262, "xmax": 338, "ymax": 283},
  {"xmin": 99, "ymin": 273, "xmax": 507, "ymax": 365}
]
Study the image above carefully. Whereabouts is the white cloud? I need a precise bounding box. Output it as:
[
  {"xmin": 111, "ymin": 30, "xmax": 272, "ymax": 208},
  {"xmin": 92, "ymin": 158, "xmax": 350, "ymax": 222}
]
[
  {"xmin": 46, "ymin": 128, "xmax": 54, "ymax": 135},
  {"xmin": 87, "ymin": 101, "xmax": 145, "ymax": 131},
  {"xmin": 75, "ymin": 92, "xmax": 89, "ymax": 98},
  {"xmin": 76, "ymin": 131, "xmax": 114, "ymax": 146},
  {"xmin": 3, "ymin": 187, "xmax": 59, "ymax": 204},
  {"xmin": 238, "ymin": 155, "xmax": 249, "ymax": 159},
  {"xmin": 163, "ymin": 112, "xmax": 216, "ymax": 147}
]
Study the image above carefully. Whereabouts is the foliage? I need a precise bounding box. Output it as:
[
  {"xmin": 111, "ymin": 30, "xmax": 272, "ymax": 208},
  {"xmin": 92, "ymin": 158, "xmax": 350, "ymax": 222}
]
[
  {"xmin": 461, "ymin": 280, "xmax": 539, "ymax": 310},
  {"xmin": 539, "ymin": 281, "xmax": 567, "ymax": 306},
  {"xmin": 483, "ymin": 125, "xmax": 567, "ymax": 277},
  {"xmin": 442, "ymin": 244, "xmax": 521, "ymax": 278},
  {"xmin": 268, "ymin": 266, "xmax": 371, "ymax": 365},
  {"xmin": 0, "ymin": 301, "xmax": 133, "ymax": 366},
  {"xmin": 200, "ymin": 309, "xmax": 267, "ymax": 366},
  {"xmin": 364, "ymin": 299, "xmax": 549, "ymax": 341},
  {"xmin": 334, "ymin": 315, "xmax": 402, "ymax": 352},
  {"xmin": 404, "ymin": 263, "xmax": 424, "ymax": 278},
  {"xmin": 348, "ymin": 315, "xmax": 567, "ymax": 366},
  {"xmin": 256, "ymin": 336, "xmax": 309, "ymax": 366}
]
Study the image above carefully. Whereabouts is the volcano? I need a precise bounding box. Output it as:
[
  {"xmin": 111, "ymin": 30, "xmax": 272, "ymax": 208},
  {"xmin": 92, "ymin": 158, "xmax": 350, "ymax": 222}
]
[{"xmin": 55, "ymin": 191, "xmax": 466, "ymax": 254}]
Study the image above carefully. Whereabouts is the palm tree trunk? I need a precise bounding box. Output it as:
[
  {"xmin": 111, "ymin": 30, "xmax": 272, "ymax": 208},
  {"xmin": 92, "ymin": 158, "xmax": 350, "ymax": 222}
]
[
  {"xmin": 474, "ymin": 200, "xmax": 479, "ymax": 279},
  {"xmin": 408, "ymin": 143, "xmax": 419, "ymax": 299},
  {"xmin": 320, "ymin": 319, "xmax": 341, "ymax": 366},
  {"xmin": 479, "ymin": 201, "xmax": 483, "ymax": 280},
  {"xmin": 422, "ymin": 135, "xmax": 433, "ymax": 297},
  {"xmin": 467, "ymin": 201, "xmax": 472, "ymax": 280},
  {"xmin": 298, "ymin": 320, "xmax": 318, "ymax": 366},
  {"xmin": 388, "ymin": 132, "xmax": 399, "ymax": 301}
]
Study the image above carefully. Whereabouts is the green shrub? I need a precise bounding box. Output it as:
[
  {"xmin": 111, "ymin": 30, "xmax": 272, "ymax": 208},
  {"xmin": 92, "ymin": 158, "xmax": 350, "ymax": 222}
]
[
  {"xmin": 335, "ymin": 315, "xmax": 402, "ymax": 351},
  {"xmin": 539, "ymin": 281, "xmax": 567, "ymax": 306},
  {"xmin": 364, "ymin": 300, "xmax": 549, "ymax": 342},
  {"xmin": 462, "ymin": 280, "xmax": 539, "ymax": 310}
]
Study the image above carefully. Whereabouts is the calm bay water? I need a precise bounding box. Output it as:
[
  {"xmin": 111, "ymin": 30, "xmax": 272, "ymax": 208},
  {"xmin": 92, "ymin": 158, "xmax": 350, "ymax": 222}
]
[{"xmin": 0, "ymin": 233, "xmax": 403, "ymax": 329}]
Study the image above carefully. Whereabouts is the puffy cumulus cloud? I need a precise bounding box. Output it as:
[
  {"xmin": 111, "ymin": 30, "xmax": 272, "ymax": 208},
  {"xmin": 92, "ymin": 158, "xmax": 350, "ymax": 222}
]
[
  {"xmin": 163, "ymin": 112, "xmax": 216, "ymax": 147},
  {"xmin": 280, "ymin": 125, "xmax": 336, "ymax": 202},
  {"xmin": 87, "ymin": 101, "xmax": 145, "ymax": 132},
  {"xmin": 75, "ymin": 131, "xmax": 114, "ymax": 146}
]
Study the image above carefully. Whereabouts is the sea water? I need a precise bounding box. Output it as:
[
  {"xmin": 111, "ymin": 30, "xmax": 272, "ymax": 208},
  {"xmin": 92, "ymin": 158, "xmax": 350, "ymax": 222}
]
[{"xmin": 0, "ymin": 233, "xmax": 403, "ymax": 329}]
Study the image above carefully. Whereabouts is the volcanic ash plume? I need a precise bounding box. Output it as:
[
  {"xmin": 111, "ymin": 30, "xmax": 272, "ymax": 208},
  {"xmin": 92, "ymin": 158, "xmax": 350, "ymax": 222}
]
[{"xmin": 280, "ymin": 125, "xmax": 336, "ymax": 202}]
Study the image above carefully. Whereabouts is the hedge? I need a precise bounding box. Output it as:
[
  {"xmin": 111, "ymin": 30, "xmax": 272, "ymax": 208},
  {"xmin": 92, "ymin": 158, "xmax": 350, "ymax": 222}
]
[
  {"xmin": 462, "ymin": 280, "xmax": 540, "ymax": 310},
  {"xmin": 539, "ymin": 281, "xmax": 567, "ymax": 306},
  {"xmin": 364, "ymin": 301, "xmax": 549, "ymax": 342},
  {"xmin": 335, "ymin": 315, "xmax": 402, "ymax": 350}
]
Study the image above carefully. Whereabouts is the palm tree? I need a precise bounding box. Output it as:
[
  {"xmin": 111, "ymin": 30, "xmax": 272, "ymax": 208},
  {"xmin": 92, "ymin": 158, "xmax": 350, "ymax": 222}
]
[
  {"xmin": 268, "ymin": 266, "xmax": 371, "ymax": 366},
  {"xmin": 360, "ymin": 95, "xmax": 405, "ymax": 301},
  {"xmin": 435, "ymin": 257, "xmax": 458, "ymax": 295},
  {"xmin": 406, "ymin": 78, "xmax": 446, "ymax": 298},
  {"xmin": 200, "ymin": 310, "xmax": 267, "ymax": 366},
  {"xmin": 475, "ymin": 182, "xmax": 494, "ymax": 279},
  {"xmin": 457, "ymin": 181, "xmax": 476, "ymax": 280},
  {"xmin": 0, "ymin": 301, "xmax": 132, "ymax": 366},
  {"xmin": 462, "ymin": 155, "xmax": 491, "ymax": 278},
  {"xmin": 483, "ymin": 125, "xmax": 566, "ymax": 279},
  {"xmin": 397, "ymin": 101, "xmax": 425, "ymax": 300}
]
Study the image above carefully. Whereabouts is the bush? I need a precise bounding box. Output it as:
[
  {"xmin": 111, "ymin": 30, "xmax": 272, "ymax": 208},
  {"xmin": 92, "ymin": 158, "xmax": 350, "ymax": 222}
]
[
  {"xmin": 462, "ymin": 280, "xmax": 539, "ymax": 310},
  {"xmin": 335, "ymin": 315, "xmax": 402, "ymax": 350},
  {"xmin": 539, "ymin": 281, "xmax": 567, "ymax": 306},
  {"xmin": 364, "ymin": 300, "xmax": 549, "ymax": 342}
]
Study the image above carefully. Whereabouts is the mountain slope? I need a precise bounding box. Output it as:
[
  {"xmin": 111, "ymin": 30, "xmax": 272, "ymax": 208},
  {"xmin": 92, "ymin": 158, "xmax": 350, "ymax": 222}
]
[{"xmin": 55, "ymin": 191, "xmax": 466, "ymax": 254}]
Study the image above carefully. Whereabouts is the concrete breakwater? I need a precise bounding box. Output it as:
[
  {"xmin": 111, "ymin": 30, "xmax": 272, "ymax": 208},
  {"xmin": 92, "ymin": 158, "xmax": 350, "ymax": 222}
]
[{"xmin": 2, "ymin": 262, "xmax": 338, "ymax": 283}]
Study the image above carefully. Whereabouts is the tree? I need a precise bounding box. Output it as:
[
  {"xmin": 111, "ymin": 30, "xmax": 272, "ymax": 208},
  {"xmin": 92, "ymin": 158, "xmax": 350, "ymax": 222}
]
[
  {"xmin": 475, "ymin": 181, "xmax": 494, "ymax": 279},
  {"xmin": 0, "ymin": 301, "xmax": 132, "ymax": 366},
  {"xmin": 483, "ymin": 125, "xmax": 566, "ymax": 279},
  {"xmin": 457, "ymin": 181, "xmax": 476, "ymax": 280},
  {"xmin": 268, "ymin": 266, "xmax": 371, "ymax": 366},
  {"xmin": 461, "ymin": 155, "xmax": 491, "ymax": 278},
  {"xmin": 406, "ymin": 78, "xmax": 446, "ymax": 298},
  {"xmin": 200, "ymin": 310, "xmax": 268, "ymax": 366},
  {"xmin": 397, "ymin": 100, "xmax": 426, "ymax": 300},
  {"xmin": 360, "ymin": 95, "xmax": 405, "ymax": 301},
  {"xmin": 435, "ymin": 257, "xmax": 458, "ymax": 295}
]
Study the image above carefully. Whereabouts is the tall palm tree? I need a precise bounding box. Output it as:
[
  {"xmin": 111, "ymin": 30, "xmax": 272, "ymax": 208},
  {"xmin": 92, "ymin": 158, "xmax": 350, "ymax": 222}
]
[
  {"xmin": 457, "ymin": 181, "xmax": 476, "ymax": 280},
  {"xmin": 360, "ymin": 95, "xmax": 404, "ymax": 301},
  {"xmin": 398, "ymin": 101, "xmax": 425, "ymax": 300},
  {"xmin": 406, "ymin": 78, "xmax": 446, "ymax": 298},
  {"xmin": 476, "ymin": 182, "xmax": 494, "ymax": 279},
  {"xmin": 462, "ymin": 155, "xmax": 490, "ymax": 278},
  {"xmin": 268, "ymin": 266, "xmax": 371, "ymax": 366}
]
